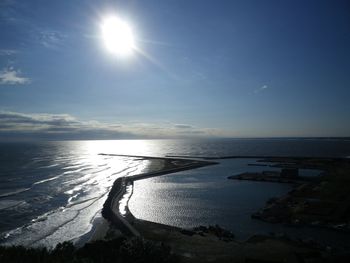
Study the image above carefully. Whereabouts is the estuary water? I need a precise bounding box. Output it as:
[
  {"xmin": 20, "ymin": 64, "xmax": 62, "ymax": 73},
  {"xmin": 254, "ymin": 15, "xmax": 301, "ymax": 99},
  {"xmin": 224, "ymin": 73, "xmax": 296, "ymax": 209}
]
[
  {"xmin": 129, "ymin": 159, "xmax": 350, "ymax": 249},
  {"xmin": 0, "ymin": 139, "xmax": 349, "ymax": 248}
]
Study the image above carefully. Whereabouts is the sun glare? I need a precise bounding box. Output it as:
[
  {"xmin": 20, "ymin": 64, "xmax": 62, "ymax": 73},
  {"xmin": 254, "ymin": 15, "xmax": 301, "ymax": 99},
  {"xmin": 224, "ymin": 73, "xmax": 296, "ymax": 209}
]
[{"xmin": 101, "ymin": 16, "xmax": 135, "ymax": 56}]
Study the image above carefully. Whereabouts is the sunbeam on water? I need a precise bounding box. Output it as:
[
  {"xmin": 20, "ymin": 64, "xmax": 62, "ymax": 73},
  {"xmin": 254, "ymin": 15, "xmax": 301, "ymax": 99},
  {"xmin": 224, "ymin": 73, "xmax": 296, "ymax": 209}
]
[
  {"xmin": 1, "ymin": 139, "xmax": 350, "ymax": 248},
  {"xmin": 119, "ymin": 183, "xmax": 134, "ymax": 216},
  {"xmin": 0, "ymin": 140, "xmax": 153, "ymax": 247}
]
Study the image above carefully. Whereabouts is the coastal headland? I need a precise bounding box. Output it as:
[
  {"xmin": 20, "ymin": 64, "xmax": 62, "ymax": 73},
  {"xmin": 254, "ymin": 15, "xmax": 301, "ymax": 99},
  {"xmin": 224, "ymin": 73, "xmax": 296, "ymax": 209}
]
[{"xmin": 98, "ymin": 154, "xmax": 350, "ymax": 262}]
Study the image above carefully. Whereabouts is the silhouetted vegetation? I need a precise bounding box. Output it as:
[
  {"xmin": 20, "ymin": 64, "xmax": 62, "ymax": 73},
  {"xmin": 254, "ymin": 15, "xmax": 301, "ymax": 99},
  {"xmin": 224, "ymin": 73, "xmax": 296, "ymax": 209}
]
[
  {"xmin": 192, "ymin": 224, "xmax": 235, "ymax": 241},
  {"xmin": 0, "ymin": 237, "xmax": 178, "ymax": 263}
]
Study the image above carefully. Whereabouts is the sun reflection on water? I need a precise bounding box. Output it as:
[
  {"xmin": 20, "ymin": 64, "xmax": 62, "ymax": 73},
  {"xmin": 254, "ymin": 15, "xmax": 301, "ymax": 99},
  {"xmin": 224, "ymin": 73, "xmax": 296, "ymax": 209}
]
[
  {"xmin": 0, "ymin": 140, "xmax": 160, "ymax": 247},
  {"xmin": 119, "ymin": 182, "xmax": 133, "ymax": 216}
]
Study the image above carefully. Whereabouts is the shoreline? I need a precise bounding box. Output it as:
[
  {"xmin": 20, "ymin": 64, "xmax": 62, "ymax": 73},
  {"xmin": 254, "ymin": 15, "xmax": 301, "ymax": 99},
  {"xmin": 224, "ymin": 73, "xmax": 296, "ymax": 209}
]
[
  {"xmin": 100, "ymin": 156, "xmax": 218, "ymax": 237},
  {"xmin": 3, "ymin": 154, "xmax": 350, "ymax": 262},
  {"xmin": 99, "ymin": 155, "xmax": 350, "ymax": 238},
  {"xmin": 93, "ymin": 155, "xmax": 350, "ymax": 261}
]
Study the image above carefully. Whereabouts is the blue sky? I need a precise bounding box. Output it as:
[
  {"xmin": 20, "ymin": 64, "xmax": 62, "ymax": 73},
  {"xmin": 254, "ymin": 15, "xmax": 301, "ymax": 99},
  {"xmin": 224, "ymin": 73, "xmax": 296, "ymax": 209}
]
[{"xmin": 0, "ymin": 0, "xmax": 349, "ymax": 139}]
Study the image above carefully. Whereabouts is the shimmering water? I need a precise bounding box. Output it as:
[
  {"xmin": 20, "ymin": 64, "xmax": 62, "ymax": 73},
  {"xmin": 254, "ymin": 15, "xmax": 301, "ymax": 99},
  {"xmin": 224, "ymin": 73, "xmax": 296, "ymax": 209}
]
[
  {"xmin": 0, "ymin": 139, "xmax": 349, "ymax": 247},
  {"xmin": 0, "ymin": 141, "xmax": 151, "ymax": 247},
  {"xmin": 129, "ymin": 159, "xmax": 350, "ymax": 249}
]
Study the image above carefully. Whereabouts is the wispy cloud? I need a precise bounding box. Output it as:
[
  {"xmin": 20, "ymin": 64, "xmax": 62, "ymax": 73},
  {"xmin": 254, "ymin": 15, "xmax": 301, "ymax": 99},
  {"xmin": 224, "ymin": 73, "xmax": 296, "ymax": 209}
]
[
  {"xmin": 0, "ymin": 0, "xmax": 67, "ymax": 50},
  {"xmin": 0, "ymin": 49, "xmax": 18, "ymax": 56},
  {"xmin": 254, "ymin": 84, "xmax": 269, "ymax": 94},
  {"xmin": 38, "ymin": 30, "xmax": 66, "ymax": 49},
  {"xmin": 0, "ymin": 67, "xmax": 30, "ymax": 85},
  {"xmin": 0, "ymin": 0, "xmax": 28, "ymax": 26},
  {"xmin": 0, "ymin": 111, "xmax": 224, "ymax": 140}
]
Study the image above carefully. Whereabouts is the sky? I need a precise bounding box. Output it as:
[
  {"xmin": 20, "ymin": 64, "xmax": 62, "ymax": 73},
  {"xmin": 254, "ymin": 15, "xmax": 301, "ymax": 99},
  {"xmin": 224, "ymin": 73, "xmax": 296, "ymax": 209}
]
[{"xmin": 0, "ymin": 0, "xmax": 349, "ymax": 140}]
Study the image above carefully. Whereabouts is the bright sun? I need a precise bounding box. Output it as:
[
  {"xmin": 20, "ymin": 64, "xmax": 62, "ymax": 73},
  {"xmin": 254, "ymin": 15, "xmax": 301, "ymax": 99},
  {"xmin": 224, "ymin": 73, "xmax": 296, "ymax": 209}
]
[{"xmin": 101, "ymin": 16, "xmax": 135, "ymax": 56}]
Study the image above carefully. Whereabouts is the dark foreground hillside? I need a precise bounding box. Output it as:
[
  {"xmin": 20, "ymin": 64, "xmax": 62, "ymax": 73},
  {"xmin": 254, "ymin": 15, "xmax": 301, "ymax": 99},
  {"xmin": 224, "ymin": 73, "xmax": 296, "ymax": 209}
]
[
  {"xmin": 2, "ymin": 235, "xmax": 350, "ymax": 263},
  {"xmin": 0, "ymin": 237, "xmax": 178, "ymax": 263}
]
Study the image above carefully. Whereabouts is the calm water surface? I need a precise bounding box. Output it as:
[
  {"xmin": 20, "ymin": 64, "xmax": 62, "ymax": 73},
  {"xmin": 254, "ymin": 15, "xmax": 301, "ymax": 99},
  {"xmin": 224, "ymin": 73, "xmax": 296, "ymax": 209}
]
[{"xmin": 130, "ymin": 159, "xmax": 350, "ymax": 249}]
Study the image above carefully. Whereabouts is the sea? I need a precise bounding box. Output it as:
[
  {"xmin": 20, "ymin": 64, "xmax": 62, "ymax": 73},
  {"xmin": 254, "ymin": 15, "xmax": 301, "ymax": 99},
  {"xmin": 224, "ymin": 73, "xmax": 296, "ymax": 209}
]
[{"xmin": 0, "ymin": 139, "xmax": 350, "ymax": 248}]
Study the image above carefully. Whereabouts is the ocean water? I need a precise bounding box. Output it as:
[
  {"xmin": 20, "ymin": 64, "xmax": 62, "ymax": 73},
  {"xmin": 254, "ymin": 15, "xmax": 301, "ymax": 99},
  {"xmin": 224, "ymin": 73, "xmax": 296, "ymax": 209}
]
[{"xmin": 0, "ymin": 139, "xmax": 349, "ymax": 248}]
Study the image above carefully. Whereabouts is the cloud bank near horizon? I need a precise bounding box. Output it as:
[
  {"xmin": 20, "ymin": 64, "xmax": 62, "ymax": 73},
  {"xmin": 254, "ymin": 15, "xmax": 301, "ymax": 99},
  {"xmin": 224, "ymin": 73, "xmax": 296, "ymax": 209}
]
[{"xmin": 0, "ymin": 111, "xmax": 224, "ymax": 140}]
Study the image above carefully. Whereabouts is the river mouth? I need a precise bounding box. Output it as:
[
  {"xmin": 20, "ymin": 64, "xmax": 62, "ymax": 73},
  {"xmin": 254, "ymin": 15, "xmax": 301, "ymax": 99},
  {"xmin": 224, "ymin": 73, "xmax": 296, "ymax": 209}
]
[
  {"xmin": 129, "ymin": 158, "xmax": 350, "ymax": 250},
  {"xmin": 2, "ymin": 139, "xmax": 350, "ymax": 252},
  {"xmin": 100, "ymin": 155, "xmax": 217, "ymax": 235}
]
